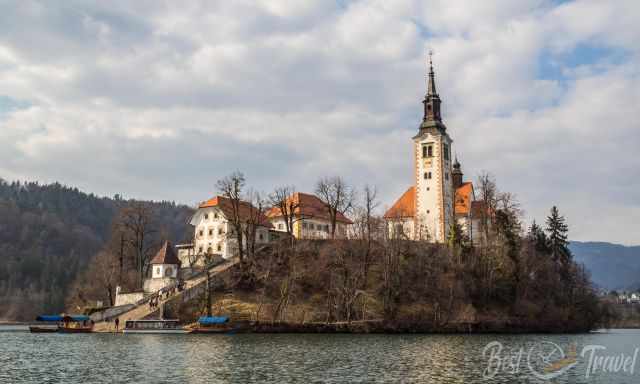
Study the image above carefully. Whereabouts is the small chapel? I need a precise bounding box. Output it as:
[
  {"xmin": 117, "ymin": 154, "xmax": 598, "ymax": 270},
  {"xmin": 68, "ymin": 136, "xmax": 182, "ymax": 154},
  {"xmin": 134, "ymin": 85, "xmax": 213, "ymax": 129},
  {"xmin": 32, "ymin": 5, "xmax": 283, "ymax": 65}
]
[{"xmin": 384, "ymin": 56, "xmax": 484, "ymax": 243}]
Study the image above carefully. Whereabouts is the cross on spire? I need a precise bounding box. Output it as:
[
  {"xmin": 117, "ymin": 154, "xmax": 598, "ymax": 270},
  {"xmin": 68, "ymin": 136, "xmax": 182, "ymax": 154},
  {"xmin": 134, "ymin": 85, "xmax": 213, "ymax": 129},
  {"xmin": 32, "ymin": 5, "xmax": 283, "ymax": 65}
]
[{"xmin": 427, "ymin": 49, "xmax": 437, "ymax": 96}]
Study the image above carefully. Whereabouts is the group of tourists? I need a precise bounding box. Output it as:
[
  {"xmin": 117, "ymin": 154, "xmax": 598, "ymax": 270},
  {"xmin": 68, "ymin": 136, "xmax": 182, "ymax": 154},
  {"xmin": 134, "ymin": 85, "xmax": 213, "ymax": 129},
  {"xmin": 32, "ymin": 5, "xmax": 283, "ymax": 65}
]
[
  {"xmin": 148, "ymin": 280, "xmax": 186, "ymax": 309},
  {"xmin": 111, "ymin": 280, "xmax": 188, "ymax": 331}
]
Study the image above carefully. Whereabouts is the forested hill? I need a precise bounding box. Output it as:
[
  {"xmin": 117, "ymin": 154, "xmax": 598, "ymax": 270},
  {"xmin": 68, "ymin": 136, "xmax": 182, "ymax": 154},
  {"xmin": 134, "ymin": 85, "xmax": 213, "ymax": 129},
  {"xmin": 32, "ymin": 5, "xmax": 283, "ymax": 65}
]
[
  {"xmin": 0, "ymin": 179, "xmax": 194, "ymax": 321},
  {"xmin": 570, "ymin": 241, "xmax": 640, "ymax": 291}
]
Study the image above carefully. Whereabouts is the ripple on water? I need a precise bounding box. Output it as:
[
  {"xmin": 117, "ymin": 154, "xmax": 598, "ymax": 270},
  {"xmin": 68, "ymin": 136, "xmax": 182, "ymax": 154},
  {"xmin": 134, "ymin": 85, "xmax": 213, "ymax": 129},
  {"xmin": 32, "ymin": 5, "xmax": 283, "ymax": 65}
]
[{"xmin": 1, "ymin": 329, "xmax": 640, "ymax": 383}]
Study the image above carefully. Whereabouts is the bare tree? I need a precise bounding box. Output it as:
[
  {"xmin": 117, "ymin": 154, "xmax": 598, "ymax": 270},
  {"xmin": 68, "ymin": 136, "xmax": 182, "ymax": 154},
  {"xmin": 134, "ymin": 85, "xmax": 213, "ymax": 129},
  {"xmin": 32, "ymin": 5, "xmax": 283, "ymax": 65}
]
[
  {"xmin": 476, "ymin": 171, "xmax": 498, "ymax": 246},
  {"xmin": 216, "ymin": 171, "xmax": 246, "ymax": 262},
  {"xmin": 117, "ymin": 202, "xmax": 158, "ymax": 287},
  {"xmin": 243, "ymin": 189, "xmax": 267, "ymax": 261},
  {"xmin": 354, "ymin": 185, "xmax": 379, "ymax": 290},
  {"xmin": 269, "ymin": 185, "xmax": 301, "ymax": 242},
  {"xmin": 69, "ymin": 249, "xmax": 121, "ymax": 308},
  {"xmin": 382, "ymin": 236, "xmax": 402, "ymax": 321},
  {"xmin": 315, "ymin": 176, "xmax": 355, "ymax": 239}
]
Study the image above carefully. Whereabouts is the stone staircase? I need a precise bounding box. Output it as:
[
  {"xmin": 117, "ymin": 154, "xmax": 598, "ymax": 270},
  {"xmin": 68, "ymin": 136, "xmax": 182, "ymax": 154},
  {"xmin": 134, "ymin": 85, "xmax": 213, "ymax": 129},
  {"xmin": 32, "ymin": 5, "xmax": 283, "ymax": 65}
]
[{"xmin": 93, "ymin": 258, "xmax": 239, "ymax": 333}]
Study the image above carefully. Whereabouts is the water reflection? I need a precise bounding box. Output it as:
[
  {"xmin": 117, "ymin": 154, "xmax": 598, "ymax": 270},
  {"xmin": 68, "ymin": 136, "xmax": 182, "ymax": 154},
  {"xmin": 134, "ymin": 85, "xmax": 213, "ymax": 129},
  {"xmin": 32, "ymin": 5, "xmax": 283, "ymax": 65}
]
[{"xmin": 1, "ymin": 329, "xmax": 640, "ymax": 383}]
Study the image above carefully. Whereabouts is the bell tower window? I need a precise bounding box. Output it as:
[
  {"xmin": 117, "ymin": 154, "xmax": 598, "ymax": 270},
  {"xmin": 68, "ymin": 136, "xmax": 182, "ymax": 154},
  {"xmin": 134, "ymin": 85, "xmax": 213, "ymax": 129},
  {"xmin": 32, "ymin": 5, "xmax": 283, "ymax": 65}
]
[{"xmin": 422, "ymin": 144, "xmax": 434, "ymax": 158}]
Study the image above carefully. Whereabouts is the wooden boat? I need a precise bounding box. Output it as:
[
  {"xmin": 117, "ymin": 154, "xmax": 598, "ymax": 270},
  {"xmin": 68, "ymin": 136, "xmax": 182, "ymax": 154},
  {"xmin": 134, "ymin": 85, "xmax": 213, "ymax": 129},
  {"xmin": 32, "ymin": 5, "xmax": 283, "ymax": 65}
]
[
  {"xmin": 32, "ymin": 315, "xmax": 62, "ymax": 333},
  {"xmin": 31, "ymin": 314, "xmax": 94, "ymax": 333},
  {"xmin": 189, "ymin": 316, "xmax": 239, "ymax": 334},
  {"xmin": 29, "ymin": 325, "xmax": 58, "ymax": 333},
  {"xmin": 58, "ymin": 315, "xmax": 94, "ymax": 333},
  {"xmin": 123, "ymin": 319, "xmax": 189, "ymax": 334}
]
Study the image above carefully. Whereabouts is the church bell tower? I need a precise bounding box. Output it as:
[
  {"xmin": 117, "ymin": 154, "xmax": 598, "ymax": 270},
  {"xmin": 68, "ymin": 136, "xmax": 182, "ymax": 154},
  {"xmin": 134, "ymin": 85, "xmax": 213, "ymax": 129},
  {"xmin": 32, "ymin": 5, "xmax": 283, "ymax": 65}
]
[{"xmin": 413, "ymin": 53, "xmax": 454, "ymax": 242}]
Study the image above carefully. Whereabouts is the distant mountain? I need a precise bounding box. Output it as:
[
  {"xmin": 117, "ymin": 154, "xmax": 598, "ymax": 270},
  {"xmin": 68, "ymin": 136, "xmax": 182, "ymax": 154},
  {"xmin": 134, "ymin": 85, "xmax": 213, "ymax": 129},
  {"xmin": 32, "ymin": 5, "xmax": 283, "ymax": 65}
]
[
  {"xmin": 0, "ymin": 179, "xmax": 194, "ymax": 321},
  {"xmin": 570, "ymin": 241, "xmax": 640, "ymax": 291}
]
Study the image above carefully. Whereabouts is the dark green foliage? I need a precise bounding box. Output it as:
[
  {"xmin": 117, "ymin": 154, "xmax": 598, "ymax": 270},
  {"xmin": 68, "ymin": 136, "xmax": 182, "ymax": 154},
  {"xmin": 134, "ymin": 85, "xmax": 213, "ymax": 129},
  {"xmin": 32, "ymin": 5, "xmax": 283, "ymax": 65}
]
[
  {"xmin": 0, "ymin": 178, "xmax": 193, "ymax": 321},
  {"xmin": 546, "ymin": 206, "xmax": 571, "ymax": 265},
  {"xmin": 528, "ymin": 220, "xmax": 550, "ymax": 255}
]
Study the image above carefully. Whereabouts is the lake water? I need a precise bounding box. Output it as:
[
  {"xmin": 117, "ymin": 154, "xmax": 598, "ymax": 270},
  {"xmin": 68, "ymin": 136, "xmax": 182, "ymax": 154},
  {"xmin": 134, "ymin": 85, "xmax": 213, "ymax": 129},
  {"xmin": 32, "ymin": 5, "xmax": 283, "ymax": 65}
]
[{"xmin": 3, "ymin": 327, "xmax": 640, "ymax": 383}]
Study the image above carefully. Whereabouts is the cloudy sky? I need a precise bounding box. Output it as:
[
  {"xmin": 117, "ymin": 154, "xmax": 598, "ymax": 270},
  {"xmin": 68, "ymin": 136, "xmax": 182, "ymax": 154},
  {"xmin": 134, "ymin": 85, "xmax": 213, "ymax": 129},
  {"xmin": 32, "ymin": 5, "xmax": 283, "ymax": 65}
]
[{"xmin": 0, "ymin": 0, "xmax": 638, "ymax": 244}]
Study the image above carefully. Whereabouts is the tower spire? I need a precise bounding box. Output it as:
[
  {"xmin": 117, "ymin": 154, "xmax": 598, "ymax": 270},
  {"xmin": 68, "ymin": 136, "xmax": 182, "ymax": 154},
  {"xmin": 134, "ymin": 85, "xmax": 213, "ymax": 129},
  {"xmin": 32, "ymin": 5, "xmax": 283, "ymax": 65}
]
[
  {"xmin": 427, "ymin": 50, "xmax": 437, "ymax": 96},
  {"xmin": 421, "ymin": 50, "xmax": 444, "ymax": 128},
  {"xmin": 452, "ymin": 155, "xmax": 463, "ymax": 188}
]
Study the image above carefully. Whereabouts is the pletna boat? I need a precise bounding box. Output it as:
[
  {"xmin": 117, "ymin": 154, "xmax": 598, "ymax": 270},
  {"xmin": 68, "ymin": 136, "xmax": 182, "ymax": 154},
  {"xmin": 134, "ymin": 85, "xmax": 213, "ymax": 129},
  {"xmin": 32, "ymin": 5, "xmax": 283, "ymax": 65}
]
[
  {"xmin": 189, "ymin": 316, "xmax": 234, "ymax": 334},
  {"xmin": 123, "ymin": 319, "xmax": 189, "ymax": 334},
  {"xmin": 30, "ymin": 315, "xmax": 58, "ymax": 333},
  {"xmin": 31, "ymin": 315, "xmax": 94, "ymax": 333},
  {"xmin": 58, "ymin": 315, "xmax": 94, "ymax": 333}
]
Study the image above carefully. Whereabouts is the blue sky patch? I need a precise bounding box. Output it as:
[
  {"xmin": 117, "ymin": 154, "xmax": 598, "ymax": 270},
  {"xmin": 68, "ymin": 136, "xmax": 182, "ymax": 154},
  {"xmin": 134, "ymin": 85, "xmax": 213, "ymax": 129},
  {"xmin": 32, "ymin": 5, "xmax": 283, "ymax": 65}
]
[
  {"xmin": 0, "ymin": 95, "xmax": 31, "ymax": 116},
  {"xmin": 538, "ymin": 44, "xmax": 629, "ymax": 82}
]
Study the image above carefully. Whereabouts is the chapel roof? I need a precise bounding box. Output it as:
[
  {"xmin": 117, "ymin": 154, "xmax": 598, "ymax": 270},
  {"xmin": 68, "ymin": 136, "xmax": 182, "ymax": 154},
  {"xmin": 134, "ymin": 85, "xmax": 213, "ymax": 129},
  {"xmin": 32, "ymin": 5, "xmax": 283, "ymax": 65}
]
[
  {"xmin": 383, "ymin": 186, "xmax": 416, "ymax": 219},
  {"xmin": 150, "ymin": 241, "xmax": 181, "ymax": 265}
]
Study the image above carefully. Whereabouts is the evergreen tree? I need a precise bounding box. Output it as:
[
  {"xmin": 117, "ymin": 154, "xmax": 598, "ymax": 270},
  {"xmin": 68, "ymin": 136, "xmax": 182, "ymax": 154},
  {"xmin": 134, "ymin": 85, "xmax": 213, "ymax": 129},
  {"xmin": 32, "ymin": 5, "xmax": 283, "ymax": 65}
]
[
  {"xmin": 545, "ymin": 206, "xmax": 571, "ymax": 269},
  {"xmin": 528, "ymin": 220, "xmax": 550, "ymax": 255},
  {"xmin": 447, "ymin": 221, "xmax": 466, "ymax": 248}
]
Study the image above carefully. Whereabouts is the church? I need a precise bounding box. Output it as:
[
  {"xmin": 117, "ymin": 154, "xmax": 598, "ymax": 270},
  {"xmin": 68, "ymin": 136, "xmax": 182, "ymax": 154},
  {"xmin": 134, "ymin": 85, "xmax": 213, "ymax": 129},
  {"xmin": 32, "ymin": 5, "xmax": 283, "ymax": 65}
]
[{"xmin": 384, "ymin": 57, "xmax": 483, "ymax": 243}]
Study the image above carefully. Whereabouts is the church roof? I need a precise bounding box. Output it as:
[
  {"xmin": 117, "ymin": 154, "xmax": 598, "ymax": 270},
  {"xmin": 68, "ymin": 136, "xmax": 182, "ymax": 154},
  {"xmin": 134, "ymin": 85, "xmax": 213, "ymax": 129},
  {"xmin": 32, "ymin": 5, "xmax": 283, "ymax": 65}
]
[
  {"xmin": 384, "ymin": 186, "xmax": 416, "ymax": 219},
  {"xmin": 199, "ymin": 196, "xmax": 273, "ymax": 228},
  {"xmin": 455, "ymin": 182, "xmax": 474, "ymax": 215},
  {"xmin": 471, "ymin": 200, "xmax": 490, "ymax": 218},
  {"xmin": 265, "ymin": 192, "xmax": 353, "ymax": 224},
  {"xmin": 150, "ymin": 241, "xmax": 181, "ymax": 265}
]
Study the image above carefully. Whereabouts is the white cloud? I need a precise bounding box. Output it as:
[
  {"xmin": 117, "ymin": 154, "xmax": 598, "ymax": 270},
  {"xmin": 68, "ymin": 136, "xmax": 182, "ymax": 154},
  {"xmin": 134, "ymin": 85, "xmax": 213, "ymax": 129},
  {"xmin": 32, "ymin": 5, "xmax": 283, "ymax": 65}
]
[{"xmin": 0, "ymin": 0, "xmax": 639, "ymax": 244}]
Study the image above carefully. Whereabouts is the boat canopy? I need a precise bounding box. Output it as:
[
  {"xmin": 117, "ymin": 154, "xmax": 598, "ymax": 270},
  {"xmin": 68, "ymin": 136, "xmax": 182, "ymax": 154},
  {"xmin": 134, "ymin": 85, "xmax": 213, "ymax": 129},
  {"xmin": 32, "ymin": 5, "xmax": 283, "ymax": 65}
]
[
  {"xmin": 198, "ymin": 316, "xmax": 229, "ymax": 325},
  {"xmin": 36, "ymin": 315, "xmax": 90, "ymax": 322}
]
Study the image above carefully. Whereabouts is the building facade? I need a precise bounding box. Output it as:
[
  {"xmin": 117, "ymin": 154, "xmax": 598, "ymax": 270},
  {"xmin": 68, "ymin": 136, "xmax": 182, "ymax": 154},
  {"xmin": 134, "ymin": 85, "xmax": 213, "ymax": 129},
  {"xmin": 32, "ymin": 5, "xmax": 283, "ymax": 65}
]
[
  {"xmin": 177, "ymin": 196, "xmax": 273, "ymax": 267},
  {"xmin": 266, "ymin": 192, "xmax": 352, "ymax": 239},
  {"xmin": 144, "ymin": 241, "xmax": 181, "ymax": 293}
]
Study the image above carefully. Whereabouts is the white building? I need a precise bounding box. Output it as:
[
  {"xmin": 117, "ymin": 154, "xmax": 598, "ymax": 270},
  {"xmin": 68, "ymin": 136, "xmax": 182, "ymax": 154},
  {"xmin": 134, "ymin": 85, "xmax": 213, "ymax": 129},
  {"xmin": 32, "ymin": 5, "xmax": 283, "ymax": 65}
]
[
  {"xmin": 266, "ymin": 192, "xmax": 353, "ymax": 239},
  {"xmin": 384, "ymin": 57, "xmax": 483, "ymax": 243},
  {"xmin": 144, "ymin": 240, "xmax": 181, "ymax": 293},
  {"xmin": 115, "ymin": 241, "xmax": 180, "ymax": 306},
  {"xmin": 177, "ymin": 195, "xmax": 273, "ymax": 267}
]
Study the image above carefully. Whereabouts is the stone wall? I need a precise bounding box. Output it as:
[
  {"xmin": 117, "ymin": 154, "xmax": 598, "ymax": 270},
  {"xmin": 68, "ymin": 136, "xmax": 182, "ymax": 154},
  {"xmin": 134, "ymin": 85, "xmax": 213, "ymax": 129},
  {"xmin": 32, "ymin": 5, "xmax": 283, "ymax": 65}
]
[
  {"xmin": 90, "ymin": 304, "xmax": 136, "ymax": 322},
  {"xmin": 114, "ymin": 292, "xmax": 145, "ymax": 307},
  {"xmin": 143, "ymin": 277, "xmax": 176, "ymax": 293}
]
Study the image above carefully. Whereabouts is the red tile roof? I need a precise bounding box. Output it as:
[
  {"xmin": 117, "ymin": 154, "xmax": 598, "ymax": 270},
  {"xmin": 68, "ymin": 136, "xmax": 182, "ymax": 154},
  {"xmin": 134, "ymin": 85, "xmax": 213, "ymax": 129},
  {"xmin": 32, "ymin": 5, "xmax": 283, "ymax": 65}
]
[
  {"xmin": 455, "ymin": 182, "xmax": 474, "ymax": 215},
  {"xmin": 150, "ymin": 241, "xmax": 181, "ymax": 265},
  {"xmin": 265, "ymin": 192, "xmax": 353, "ymax": 224},
  {"xmin": 384, "ymin": 186, "xmax": 416, "ymax": 219},
  {"xmin": 471, "ymin": 200, "xmax": 489, "ymax": 218},
  {"xmin": 199, "ymin": 196, "xmax": 273, "ymax": 228}
]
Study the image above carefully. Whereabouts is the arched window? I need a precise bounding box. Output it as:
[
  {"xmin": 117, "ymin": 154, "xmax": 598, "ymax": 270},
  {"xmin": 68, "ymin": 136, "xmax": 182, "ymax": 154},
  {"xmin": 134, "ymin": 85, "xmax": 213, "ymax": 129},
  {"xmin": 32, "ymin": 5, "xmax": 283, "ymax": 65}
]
[{"xmin": 165, "ymin": 266, "xmax": 173, "ymax": 277}]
